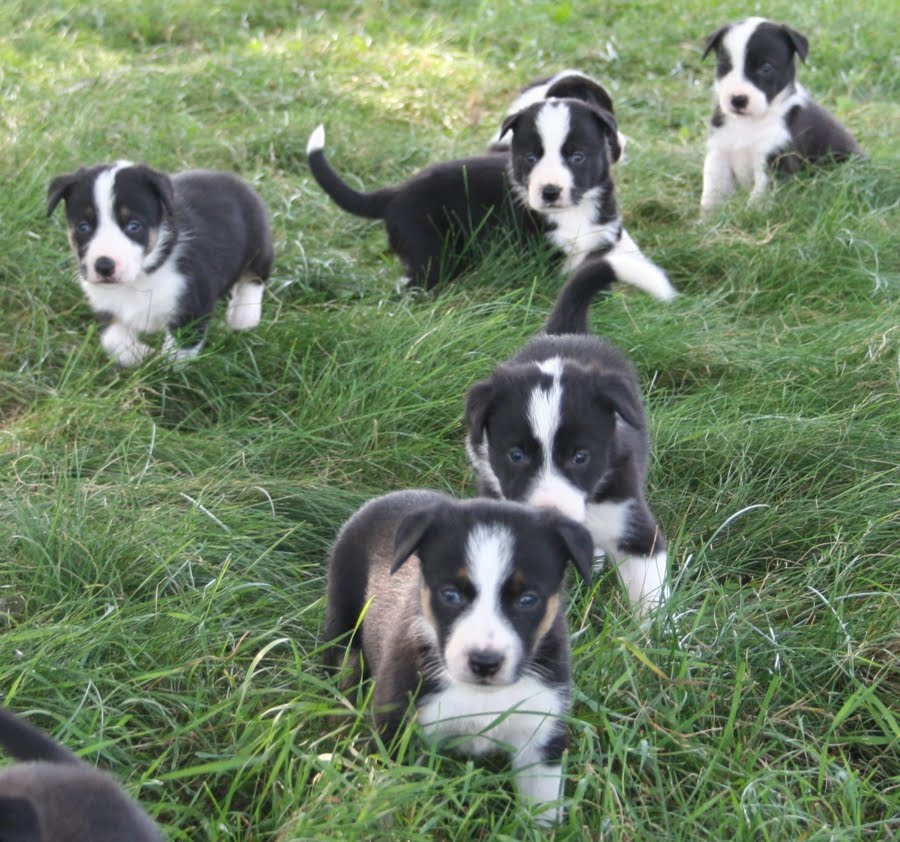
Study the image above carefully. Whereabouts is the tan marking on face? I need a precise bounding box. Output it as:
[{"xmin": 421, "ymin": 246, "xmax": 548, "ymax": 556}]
[
  {"xmin": 420, "ymin": 583, "xmax": 437, "ymax": 632},
  {"xmin": 146, "ymin": 225, "xmax": 159, "ymax": 253},
  {"xmin": 533, "ymin": 592, "xmax": 560, "ymax": 651}
]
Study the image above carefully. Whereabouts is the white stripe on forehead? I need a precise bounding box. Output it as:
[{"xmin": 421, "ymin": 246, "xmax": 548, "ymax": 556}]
[
  {"xmin": 535, "ymin": 101, "xmax": 571, "ymax": 151},
  {"xmin": 465, "ymin": 522, "xmax": 514, "ymax": 595},
  {"xmin": 92, "ymin": 161, "xmax": 134, "ymax": 226},
  {"xmin": 722, "ymin": 17, "xmax": 765, "ymax": 71},
  {"xmin": 527, "ymin": 357, "xmax": 564, "ymax": 463}
]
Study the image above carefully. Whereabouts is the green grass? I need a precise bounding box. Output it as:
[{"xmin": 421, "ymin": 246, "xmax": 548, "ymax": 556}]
[{"xmin": 1, "ymin": 1, "xmax": 897, "ymax": 839}]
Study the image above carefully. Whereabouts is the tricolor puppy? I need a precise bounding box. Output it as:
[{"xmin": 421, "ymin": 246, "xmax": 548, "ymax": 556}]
[
  {"xmin": 466, "ymin": 259, "xmax": 668, "ymax": 616},
  {"xmin": 47, "ymin": 162, "xmax": 274, "ymax": 366},
  {"xmin": 700, "ymin": 16, "xmax": 862, "ymax": 213},
  {"xmin": 0, "ymin": 705, "xmax": 163, "ymax": 841},
  {"xmin": 307, "ymin": 99, "xmax": 673, "ymax": 299},
  {"xmin": 487, "ymin": 69, "xmax": 627, "ymax": 162},
  {"xmin": 324, "ymin": 490, "xmax": 594, "ymax": 823}
]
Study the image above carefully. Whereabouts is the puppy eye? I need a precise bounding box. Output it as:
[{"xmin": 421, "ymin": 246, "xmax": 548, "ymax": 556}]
[
  {"xmin": 524, "ymin": 152, "xmax": 539, "ymax": 165},
  {"xmin": 571, "ymin": 449, "xmax": 590, "ymax": 466},
  {"xmin": 758, "ymin": 61, "xmax": 774, "ymax": 75},
  {"xmin": 568, "ymin": 151, "xmax": 586, "ymax": 165},
  {"xmin": 124, "ymin": 219, "xmax": 144, "ymax": 235},
  {"xmin": 508, "ymin": 447, "xmax": 527, "ymax": 464},
  {"xmin": 439, "ymin": 586, "xmax": 464, "ymax": 607},
  {"xmin": 76, "ymin": 221, "xmax": 93, "ymax": 235},
  {"xmin": 517, "ymin": 591, "xmax": 540, "ymax": 609}
]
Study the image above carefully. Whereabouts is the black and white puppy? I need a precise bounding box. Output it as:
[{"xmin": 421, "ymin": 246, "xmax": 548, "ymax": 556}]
[
  {"xmin": 324, "ymin": 490, "xmax": 594, "ymax": 823},
  {"xmin": 700, "ymin": 16, "xmax": 862, "ymax": 213},
  {"xmin": 487, "ymin": 69, "xmax": 626, "ymax": 161},
  {"xmin": 47, "ymin": 162, "xmax": 274, "ymax": 366},
  {"xmin": 306, "ymin": 99, "xmax": 674, "ymax": 299},
  {"xmin": 0, "ymin": 705, "xmax": 164, "ymax": 841},
  {"xmin": 466, "ymin": 259, "xmax": 667, "ymax": 616}
]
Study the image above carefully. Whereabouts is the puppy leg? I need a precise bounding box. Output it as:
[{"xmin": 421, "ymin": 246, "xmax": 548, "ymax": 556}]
[
  {"xmin": 614, "ymin": 550, "xmax": 669, "ymax": 616},
  {"xmin": 100, "ymin": 321, "xmax": 152, "ymax": 367},
  {"xmin": 227, "ymin": 277, "xmax": 265, "ymax": 331},
  {"xmin": 700, "ymin": 147, "xmax": 734, "ymax": 214},
  {"xmin": 748, "ymin": 155, "xmax": 771, "ymax": 205},
  {"xmin": 162, "ymin": 318, "xmax": 209, "ymax": 365},
  {"xmin": 513, "ymin": 747, "xmax": 564, "ymax": 825}
]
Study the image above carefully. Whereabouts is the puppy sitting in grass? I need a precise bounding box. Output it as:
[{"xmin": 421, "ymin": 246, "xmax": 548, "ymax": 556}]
[
  {"xmin": 323, "ymin": 490, "xmax": 594, "ymax": 824},
  {"xmin": 0, "ymin": 705, "xmax": 163, "ymax": 841}
]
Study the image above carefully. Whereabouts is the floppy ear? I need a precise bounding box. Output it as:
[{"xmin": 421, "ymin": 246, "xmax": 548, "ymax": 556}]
[
  {"xmin": 586, "ymin": 106, "xmax": 621, "ymax": 162},
  {"xmin": 545, "ymin": 76, "xmax": 614, "ymax": 114},
  {"xmin": 46, "ymin": 171, "xmax": 82, "ymax": 216},
  {"xmin": 391, "ymin": 504, "xmax": 441, "ymax": 573},
  {"xmin": 499, "ymin": 110, "xmax": 523, "ymax": 141},
  {"xmin": 130, "ymin": 164, "xmax": 176, "ymax": 218},
  {"xmin": 780, "ymin": 24, "xmax": 809, "ymax": 62},
  {"xmin": 544, "ymin": 512, "xmax": 594, "ymax": 584},
  {"xmin": 464, "ymin": 377, "xmax": 496, "ymax": 442},
  {"xmin": 702, "ymin": 24, "xmax": 730, "ymax": 60},
  {"xmin": 0, "ymin": 795, "xmax": 43, "ymax": 842},
  {"xmin": 593, "ymin": 373, "xmax": 644, "ymax": 429}
]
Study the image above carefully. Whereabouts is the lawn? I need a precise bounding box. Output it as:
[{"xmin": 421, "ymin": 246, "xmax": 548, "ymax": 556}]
[{"xmin": 0, "ymin": 1, "xmax": 897, "ymax": 839}]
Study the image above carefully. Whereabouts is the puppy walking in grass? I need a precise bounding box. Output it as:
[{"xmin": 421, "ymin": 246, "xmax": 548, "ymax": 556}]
[{"xmin": 323, "ymin": 490, "xmax": 594, "ymax": 824}]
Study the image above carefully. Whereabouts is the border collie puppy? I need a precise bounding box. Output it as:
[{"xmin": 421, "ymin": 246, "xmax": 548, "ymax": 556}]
[
  {"xmin": 324, "ymin": 490, "xmax": 594, "ymax": 823},
  {"xmin": 306, "ymin": 99, "xmax": 674, "ymax": 299},
  {"xmin": 0, "ymin": 705, "xmax": 164, "ymax": 841},
  {"xmin": 700, "ymin": 17, "xmax": 862, "ymax": 213},
  {"xmin": 487, "ymin": 69, "xmax": 626, "ymax": 161},
  {"xmin": 47, "ymin": 162, "xmax": 274, "ymax": 366},
  {"xmin": 465, "ymin": 259, "xmax": 668, "ymax": 616}
]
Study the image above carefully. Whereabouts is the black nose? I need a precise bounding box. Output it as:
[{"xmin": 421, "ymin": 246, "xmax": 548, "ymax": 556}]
[
  {"xmin": 731, "ymin": 94, "xmax": 749, "ymax": 111},
  {"xmin": 468, "ymin": 650, "xmax": 504, "ymax": 678},
  {"xmin": 94, "ymin": 256, "xmax": 116, "ymax": 278},
  {"xmin": 541, "ymin": 184, "xmax": 562, "ymax": 203}
]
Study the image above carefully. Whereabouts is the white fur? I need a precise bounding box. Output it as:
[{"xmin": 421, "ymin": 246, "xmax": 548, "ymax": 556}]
[
  {"xmin": 307, "ymin": 124, "xmax": 325, "ymax": 154},
  {"xmin": 84, "ymin": 163, "xmax": 144, "ymax": 286},
  {"xmin": 701, "ymin": 19, "xmax": 809, "ymax": 213},
  {"xmin": 100, "ymin": 322, "xmax": 152, "ymax": 368},
  {"xmin": 417, "ymin": 675, "xmax": 565, "ymax": 822},
  {"xmin": 226, "ymin": 278, "xmax": 264, "ymax": 330},
  {"xmin": 528, "ymin": 104, "xmax": 574, "ymax": 210},
  {"xmin": 546, "ymin": 189, "xmax": 620, "ymax": 272},
  {"xmin": 443, "ymin": 524, "xmax": 522, "ymax": 685},
  {"xmin": 614, "ymin": 550, "xmax": 669, "ymax": 616},
  {"xmin": 604, "ymin": 247, "xmax": 677, "ymax": 301}
]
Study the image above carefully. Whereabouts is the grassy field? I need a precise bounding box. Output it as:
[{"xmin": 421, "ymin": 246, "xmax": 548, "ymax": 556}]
[{"xmin": 1, "ymin": 0, "xmax": 898, "ymax": 839}]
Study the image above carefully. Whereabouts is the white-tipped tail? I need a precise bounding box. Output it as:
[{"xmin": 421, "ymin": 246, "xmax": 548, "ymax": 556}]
[
  {"xmin": 605, "ymin": 239, "xmax": 677, "ymax": 301},
  {"xmin": 307, "ymin": 124, "xmax": 326, "ymax": 155}
]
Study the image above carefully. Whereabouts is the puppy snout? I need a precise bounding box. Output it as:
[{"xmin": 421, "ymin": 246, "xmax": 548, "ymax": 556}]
[
  {"xmin": 730, "ymin": 94, "xmax": 749, "ymax": 112},
  {"xmin": 541, "ymin": 184, "xmax": 562, "ymax": 204},
  {"xmin": 94, "ymin": 256, "xmax": 116, "ymax": 280},
  {"xmin": 468, "ymin": 649, "xmax": 504, "ymax": 679}
]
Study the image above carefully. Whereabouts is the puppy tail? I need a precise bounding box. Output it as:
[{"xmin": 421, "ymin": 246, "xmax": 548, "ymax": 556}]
[
  {"xmin": 545, "ymin": 253, "xmax": 677, "ymax": 335},
  {"xmin": 0, "ymin": 706, "xmax": 81, "ymax": 765},
  {"xmin": 306, "ymin": 125, "xmax": 397, "ymax": 220}
]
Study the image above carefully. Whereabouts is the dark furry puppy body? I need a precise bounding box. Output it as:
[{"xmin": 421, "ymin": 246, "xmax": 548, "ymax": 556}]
[
  {"xmin": 47, "ymin": 162, "xmax": 273, "ymax": 366},
  {"xmin": 466, "ymin": 260, "xmax": 668, "ymax": 616},
  {"xmin": 700, "ymin": 16, "xmax": 862, "ymax": 213},
  {"xmin": 324, "ymin": 490, "xmax": 594, "ymax": 823},
  {"xmin": 0, "ymin": 705, "xmax": 163, "ymax": 841},
  {"xmin": 307, "ymin": 99, "xmax": 674, "ymax": 300}
]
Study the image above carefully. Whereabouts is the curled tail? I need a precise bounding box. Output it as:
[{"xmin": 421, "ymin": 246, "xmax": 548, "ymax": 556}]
[
  {"xmin": 0, "ymin": 706, "xmax": 80, "ymax": 765},
  {"xmin": 306, "ymin": 125, "xmax": 397, "ymax": 219},
  {"xmin": 546, "ymin": 252, "xmax": 677, "ymax": 335}
]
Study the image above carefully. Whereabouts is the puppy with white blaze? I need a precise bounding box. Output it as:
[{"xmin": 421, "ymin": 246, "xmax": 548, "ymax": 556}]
[
  {"xmin": 0, "ymin": 705, "xmax": 164, "ymax": 841},
  {"xmin": 324, "ymin": 490, "xmax": 594, "ymax": 824},
  {"xmin": 466, "ymin": 259, "xmax": 668, "ymax": 616},
  {"xmin": 47, "ymin": 162, "xmax": 273, "ymax": 366},
  {"xmin": 700, "ymin": 16, "xmax": 861, "ymax": 213},
  {"xmin": 307, "ymin": 97, "xmax": 674, "ymax": 300}
]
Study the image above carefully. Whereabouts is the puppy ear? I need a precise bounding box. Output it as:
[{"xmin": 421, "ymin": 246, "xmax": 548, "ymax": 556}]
[
  {"xmin": 545, "ymin": 75, "xmax": 614, "ymax": 114},
  {"xmin": 499, "ymin": 110, "xmax": 522, "ymax": 141},
  {"xmin": 593, "ymin": 373, "xmax": 644, "ymax": 429},
  {"xmin": 586, "ymin": 106, "xmax": 621, "ymax": 162},
  {"xmin": 46, "ymin": 171, "xmax": 81, "ymax": 216},
  {"xmin": 0, "ymin": 795, "xmax": 42, "ymax": 842},
  {"xmin": 465, "ymin": 377, "xmax": 496, "ymax": 442},
  {"xmin": 392, "ymin": 504, "xmax": 440, "ymax": 573},
  {"xmin": 781, "ymin": 25, "xmax": 809, "ymax": 63},
  {"xmin": 544, "ymin": 512, "xmax": 594, "ymax": 584},
  {"xmin": 131, "ymin": 164, "xmax": 176, "ymax": 218},
  {"xmin": 702, "ymin": 24, "xmax": 730, "ymax": 60}
]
